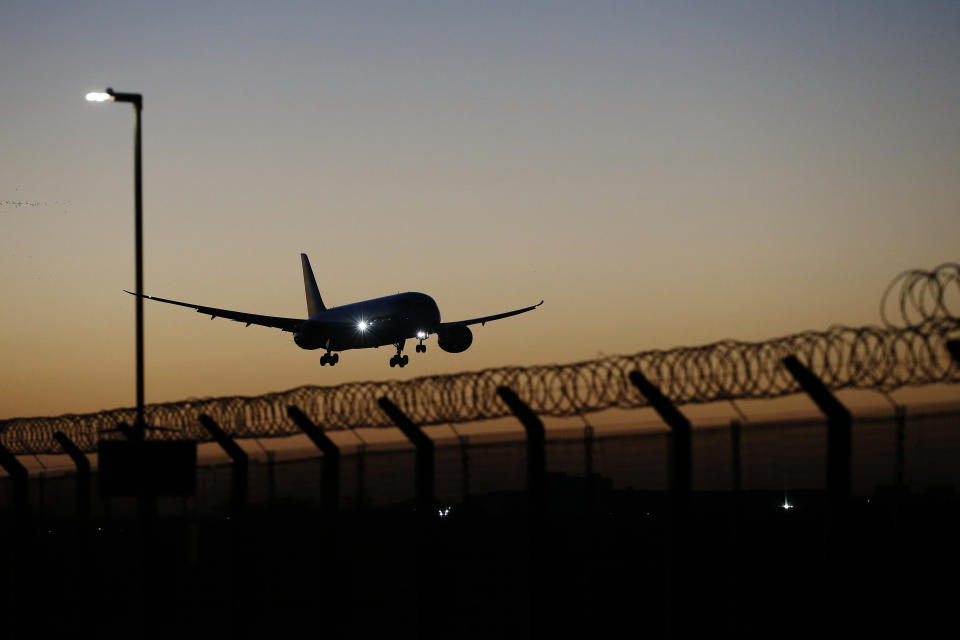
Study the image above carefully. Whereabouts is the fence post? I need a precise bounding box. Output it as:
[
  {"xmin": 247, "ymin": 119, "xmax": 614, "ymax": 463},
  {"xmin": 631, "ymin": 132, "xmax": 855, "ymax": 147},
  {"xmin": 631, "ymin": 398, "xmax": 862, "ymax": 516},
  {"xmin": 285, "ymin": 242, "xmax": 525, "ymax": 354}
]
[
  {"xmin": 496, "ymin": 386, "xmax": 546, "ymax": 639},
  {"xmin": 378, "ymin": 398, "xmax": 434, "ymax": 512},
  {"xmin": 628, "ymin": 371, "xmax": 692, "ymax": 495},
  {"xmin": 628, "ymin": 370, "xmax": 692, "ymax": 640},
  {"xmin": 378, "ymin": 397, "xmax": 434, "ymax": 638},
  {"xmin": 266, "ymin": 451, "xmax": 276, "ymax": 506},
  {"xmin": 894, "ymin": 405, "xmax": 907, "ymax": 488},
  {"xmin": 116, "ymin": 422, "xmax": 137, "ymax": 440},
  {"xmin": 0, "ymin": 442, "xmax": 29, "ymax": 520},
  {"xmin": 198, "ymin": 415, "xmax": 248, "ymax": 513},
  {"xmin": 584, "ymin": 423, "xmax": 595, "ymax": 515},
  {"xmin": 53, "ymin": 432, "xmax": 91, "ymax": 520},
  {"xmin": 287, "ymin": 406, "xmax": 340, "ymax": 514},
  {"xmin": 113, "ymin": 421, "xmax": 157, "ymax": 520},
  {"xmin": 496, "ymin": 386, "xmax": 546, "ymax": 515},
  {"xmin": 782, "ymin": 355, "xmax": 852, "ymax": 508},
  {"xmin": 285, "ymin": 406, "xmax": 342, "ymax": 628},
  {"xmin": 947, "ymin": 339, "xmax": 960, "ymax": 366},
  {"xmin": 727, "ymin": 418, "xmax": 743, "ymax": 634},
  {"xmin": 354, "ymin": 434, "xmax": 367, "ymax": 508},
  {"xmin": 730, "ymin": 420, "xmax": 742, "ymax": 493},
  {"xmin": 451, "ymin": 428, "xmax": 470, "ymax": 504}
]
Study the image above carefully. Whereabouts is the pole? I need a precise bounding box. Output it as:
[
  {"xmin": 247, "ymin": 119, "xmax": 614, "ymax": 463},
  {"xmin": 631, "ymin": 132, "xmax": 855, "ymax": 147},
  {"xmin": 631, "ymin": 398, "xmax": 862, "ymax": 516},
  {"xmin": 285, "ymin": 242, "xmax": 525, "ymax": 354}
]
[{"xmin": 134, "ymin": 99, "xmax": 144, "ymax": 436}]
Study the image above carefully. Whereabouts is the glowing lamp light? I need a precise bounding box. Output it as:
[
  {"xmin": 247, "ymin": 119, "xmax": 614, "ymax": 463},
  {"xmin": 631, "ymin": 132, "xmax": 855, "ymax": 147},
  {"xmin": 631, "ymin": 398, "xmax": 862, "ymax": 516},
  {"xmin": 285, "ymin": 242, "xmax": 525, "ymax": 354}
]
[
  {"xmin": 782, "ymin": 500, "xmax": 794, "ymax": 510},
  {"xmin": 357, "ymin": 320, "xmax": 368, "ymax": 332},
  {"xmin": 416, "ymin": 331, "xmax": 427, "ymax": 339},
  {"xmin": 85, "ymin": 91, "xmax": 114, "ymax": 102}
]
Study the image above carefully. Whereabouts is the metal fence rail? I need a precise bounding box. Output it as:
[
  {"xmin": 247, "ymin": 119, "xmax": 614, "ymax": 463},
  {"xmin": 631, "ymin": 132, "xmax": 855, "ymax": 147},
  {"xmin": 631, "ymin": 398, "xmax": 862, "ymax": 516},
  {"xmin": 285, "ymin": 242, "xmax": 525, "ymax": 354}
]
[{"xmin": 5, "ymin": 404, "xmax": 960, "ymax": 518}]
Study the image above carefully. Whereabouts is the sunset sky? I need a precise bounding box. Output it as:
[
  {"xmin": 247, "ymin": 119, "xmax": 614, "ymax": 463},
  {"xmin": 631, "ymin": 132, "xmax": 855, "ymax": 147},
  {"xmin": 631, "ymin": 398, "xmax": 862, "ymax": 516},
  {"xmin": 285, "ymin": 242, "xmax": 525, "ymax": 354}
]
[{"xmin": 2, "ymin": 1, "xmax": 958, "ymax": 420}]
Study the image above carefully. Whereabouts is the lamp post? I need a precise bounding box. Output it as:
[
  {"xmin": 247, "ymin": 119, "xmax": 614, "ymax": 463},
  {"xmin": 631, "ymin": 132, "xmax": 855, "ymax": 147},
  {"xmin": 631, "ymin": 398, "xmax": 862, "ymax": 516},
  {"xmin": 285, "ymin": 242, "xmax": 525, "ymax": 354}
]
[{"xmin": 86, "ymin": 88, "xmax": 146, "ymax": 439}]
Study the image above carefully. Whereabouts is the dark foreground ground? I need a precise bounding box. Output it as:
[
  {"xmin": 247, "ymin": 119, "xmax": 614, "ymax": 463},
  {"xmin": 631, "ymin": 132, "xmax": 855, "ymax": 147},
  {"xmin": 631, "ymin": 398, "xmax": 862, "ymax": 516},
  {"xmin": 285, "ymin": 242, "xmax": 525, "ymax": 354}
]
[{"xmin": 2, "ymin": 484, "xmax": 958, "ymax": 639}]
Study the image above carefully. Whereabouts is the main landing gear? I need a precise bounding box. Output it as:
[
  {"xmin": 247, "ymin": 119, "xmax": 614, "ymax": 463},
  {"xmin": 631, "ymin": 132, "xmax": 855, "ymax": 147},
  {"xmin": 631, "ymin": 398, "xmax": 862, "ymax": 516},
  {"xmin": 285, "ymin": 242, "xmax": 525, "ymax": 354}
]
[
  {"xmin": 389, "ymin": 340, "xmax": 408, "ymax": 368},
  {"xmin": 320, "ymin": 352, "xmax": 339, "ymax": 366}
]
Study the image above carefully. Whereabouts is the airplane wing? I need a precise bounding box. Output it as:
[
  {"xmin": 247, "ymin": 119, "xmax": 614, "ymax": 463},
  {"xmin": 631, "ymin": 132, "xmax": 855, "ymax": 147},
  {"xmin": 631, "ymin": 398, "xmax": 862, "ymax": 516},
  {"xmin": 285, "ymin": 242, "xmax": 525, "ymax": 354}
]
[
  {"xmin": 124, "ymin": 291, "xmax": 305, "ymax": 332},
  {"xmin": 444, "ymin": 300, "xmax": 543, "ymax": 327}
]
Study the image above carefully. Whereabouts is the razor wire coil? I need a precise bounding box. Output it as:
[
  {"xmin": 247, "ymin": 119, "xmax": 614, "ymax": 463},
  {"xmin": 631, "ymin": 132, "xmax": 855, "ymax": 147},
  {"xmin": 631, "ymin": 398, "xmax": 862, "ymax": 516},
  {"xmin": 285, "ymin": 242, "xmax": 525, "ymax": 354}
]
[{"xmin": 2, "ymin": 264, "xmax": 959, "ymax": 455}]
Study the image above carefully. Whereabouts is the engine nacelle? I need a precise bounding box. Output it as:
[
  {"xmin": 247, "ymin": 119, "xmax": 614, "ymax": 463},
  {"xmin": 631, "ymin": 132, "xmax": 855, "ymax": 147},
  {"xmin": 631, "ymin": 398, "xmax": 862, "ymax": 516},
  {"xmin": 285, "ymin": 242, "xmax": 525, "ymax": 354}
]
[
  {"xmin": 437, "ymin": 325, "xmax": 473, "ymax": 353},
  {"xmin": 294, "ymin": 332, "xmax": 324, "ymax": 350}
]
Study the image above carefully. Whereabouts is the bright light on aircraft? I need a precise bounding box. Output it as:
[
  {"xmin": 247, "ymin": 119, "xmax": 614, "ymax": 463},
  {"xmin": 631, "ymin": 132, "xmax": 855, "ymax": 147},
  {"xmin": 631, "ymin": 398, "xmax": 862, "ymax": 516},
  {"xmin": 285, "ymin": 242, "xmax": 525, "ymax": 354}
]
[
  {"xmin": 85, "ymin": 91, "xmax": 113, "ymax": 102},
  {"xmin": 782, "ymin": 499, "xmax": 794, "ymax": 510},
  {"xmin": 417, "ymin": 331, "xmax": 427, "ymax": 339},
  {"xmin": 357, "ymin": 320, "xmax": 368, "ymax": 332}
]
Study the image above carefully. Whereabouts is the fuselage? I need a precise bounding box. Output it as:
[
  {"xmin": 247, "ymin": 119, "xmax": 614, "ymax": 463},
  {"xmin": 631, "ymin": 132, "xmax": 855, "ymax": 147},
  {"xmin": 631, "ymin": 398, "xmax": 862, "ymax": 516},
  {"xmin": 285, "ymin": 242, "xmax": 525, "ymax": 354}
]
[{"xmin": 293, "ymin": 292, "xmax": 441, "ymax": 352}]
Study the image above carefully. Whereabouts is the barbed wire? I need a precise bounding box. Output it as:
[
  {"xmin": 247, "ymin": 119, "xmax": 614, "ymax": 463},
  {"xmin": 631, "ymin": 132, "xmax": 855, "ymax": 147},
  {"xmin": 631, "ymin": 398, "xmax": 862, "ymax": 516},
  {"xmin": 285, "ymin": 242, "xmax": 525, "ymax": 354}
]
[
  {"xmin": 881, "ymin": 262, "xmax": 960, "ymax": 329},
  {"xmin": 2, "ymin": 265, "xmax": 959, "ymax": 455}
]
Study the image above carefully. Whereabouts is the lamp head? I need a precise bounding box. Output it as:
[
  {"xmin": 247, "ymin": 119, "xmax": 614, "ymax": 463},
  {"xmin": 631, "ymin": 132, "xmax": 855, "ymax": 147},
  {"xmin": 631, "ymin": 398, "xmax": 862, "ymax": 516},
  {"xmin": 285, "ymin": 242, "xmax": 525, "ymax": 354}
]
[
  {"xmin": 85, "ymin": 87, "xmax": 141, "ymax": 108},
  {"xmin": 85, "ymin": 89, "xmax": 114, "ymax": 102}
]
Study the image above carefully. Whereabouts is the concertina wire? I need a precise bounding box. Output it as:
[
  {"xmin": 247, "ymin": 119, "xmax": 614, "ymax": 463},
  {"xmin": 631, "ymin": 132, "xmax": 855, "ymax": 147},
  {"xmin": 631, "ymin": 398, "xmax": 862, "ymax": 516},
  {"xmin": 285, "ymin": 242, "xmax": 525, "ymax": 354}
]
[{"xmin": 2, "ymin": 263, "xmax": 958, "ymax": 454}]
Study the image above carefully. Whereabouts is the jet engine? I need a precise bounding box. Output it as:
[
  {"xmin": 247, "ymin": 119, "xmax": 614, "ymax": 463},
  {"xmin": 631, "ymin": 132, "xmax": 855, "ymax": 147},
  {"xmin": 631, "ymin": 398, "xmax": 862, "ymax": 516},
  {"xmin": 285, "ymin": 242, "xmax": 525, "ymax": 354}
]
[
  {"xmin": 294, "ymin": 332, "xmax": 324, "ymax": 350},
  {"xmin": 437, "ymin": 325, "xmax": 473, "ymax": 353}
]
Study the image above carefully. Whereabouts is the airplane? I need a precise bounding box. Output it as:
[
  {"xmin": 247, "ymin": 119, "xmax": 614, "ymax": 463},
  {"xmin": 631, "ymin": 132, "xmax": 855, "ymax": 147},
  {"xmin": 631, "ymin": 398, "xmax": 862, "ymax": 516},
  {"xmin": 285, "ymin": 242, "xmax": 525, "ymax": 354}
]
[{"xmin": 125, "ymin": 253, "xmax": 543, "ymax": 368}]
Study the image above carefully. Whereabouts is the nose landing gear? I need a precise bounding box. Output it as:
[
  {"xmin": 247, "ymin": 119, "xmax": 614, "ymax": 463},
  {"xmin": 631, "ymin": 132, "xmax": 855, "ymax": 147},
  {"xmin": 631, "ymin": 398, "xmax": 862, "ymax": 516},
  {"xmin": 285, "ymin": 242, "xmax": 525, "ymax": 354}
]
[
  {"xmin": 415, "ymin": 332, "xmax": 427, "ymax": 353},
  {"xmin": 320, "ymin": 352, "xmax": 339, "ymax": 366}
]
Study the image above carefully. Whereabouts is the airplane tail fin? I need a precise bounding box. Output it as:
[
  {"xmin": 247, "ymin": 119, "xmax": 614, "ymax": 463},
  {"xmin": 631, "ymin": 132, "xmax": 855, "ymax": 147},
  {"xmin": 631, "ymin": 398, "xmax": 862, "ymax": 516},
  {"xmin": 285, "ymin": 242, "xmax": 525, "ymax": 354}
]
[{"xmin": 301, "ymin": 253, "xmax": 326, "ymax": 316}]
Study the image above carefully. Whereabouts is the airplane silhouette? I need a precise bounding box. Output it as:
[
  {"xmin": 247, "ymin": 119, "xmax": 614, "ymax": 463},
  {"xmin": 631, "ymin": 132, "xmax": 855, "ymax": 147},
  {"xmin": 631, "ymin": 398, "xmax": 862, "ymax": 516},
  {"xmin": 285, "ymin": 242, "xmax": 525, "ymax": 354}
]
[{"xmin": 125, "ymin": 253, "xmax": 542, "ymax": 368}]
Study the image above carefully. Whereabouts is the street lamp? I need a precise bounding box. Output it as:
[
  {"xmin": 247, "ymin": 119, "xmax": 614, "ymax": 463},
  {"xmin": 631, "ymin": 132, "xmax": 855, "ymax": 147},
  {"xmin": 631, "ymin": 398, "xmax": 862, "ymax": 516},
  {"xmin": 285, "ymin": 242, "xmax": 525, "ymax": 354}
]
[{"xmin": 86, "ymin": 87, "xmax": 146, "ymax": 438}]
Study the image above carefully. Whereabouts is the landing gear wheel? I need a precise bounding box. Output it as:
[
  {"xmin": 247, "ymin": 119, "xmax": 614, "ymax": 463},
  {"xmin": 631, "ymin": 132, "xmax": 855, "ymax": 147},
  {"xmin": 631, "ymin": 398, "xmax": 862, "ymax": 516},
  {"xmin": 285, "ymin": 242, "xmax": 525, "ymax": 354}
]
[
  {"xmin": 389, "ymin": 340, "xmax": 407, "ymax": 367},
  {"xmin": 416, "ymin": 344, "xmax": 427, "ymax": 353},
  {"xmin": 321, "ymin": 352, "xmax": 338, "ymax": 366}
]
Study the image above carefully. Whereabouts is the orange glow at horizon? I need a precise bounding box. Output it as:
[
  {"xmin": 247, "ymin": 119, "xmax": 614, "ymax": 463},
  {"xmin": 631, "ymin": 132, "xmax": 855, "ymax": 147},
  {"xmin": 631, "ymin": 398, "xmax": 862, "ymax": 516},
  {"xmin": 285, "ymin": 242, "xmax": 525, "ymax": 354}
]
[{"xmin": 2, "ymin": 1, "xmax": 959, "ymax": 419}]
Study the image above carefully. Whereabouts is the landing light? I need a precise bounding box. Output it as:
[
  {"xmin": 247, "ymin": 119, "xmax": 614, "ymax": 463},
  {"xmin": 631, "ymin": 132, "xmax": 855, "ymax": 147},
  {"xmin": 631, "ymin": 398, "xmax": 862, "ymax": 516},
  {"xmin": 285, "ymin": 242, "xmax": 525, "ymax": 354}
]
[
  {"xmin": 357, "ymin": 321, "xmax": 368, "ymax": 332},
  {"xmin": 417, "ymin": 331, "xmax": 427, "ymax": 339}
]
